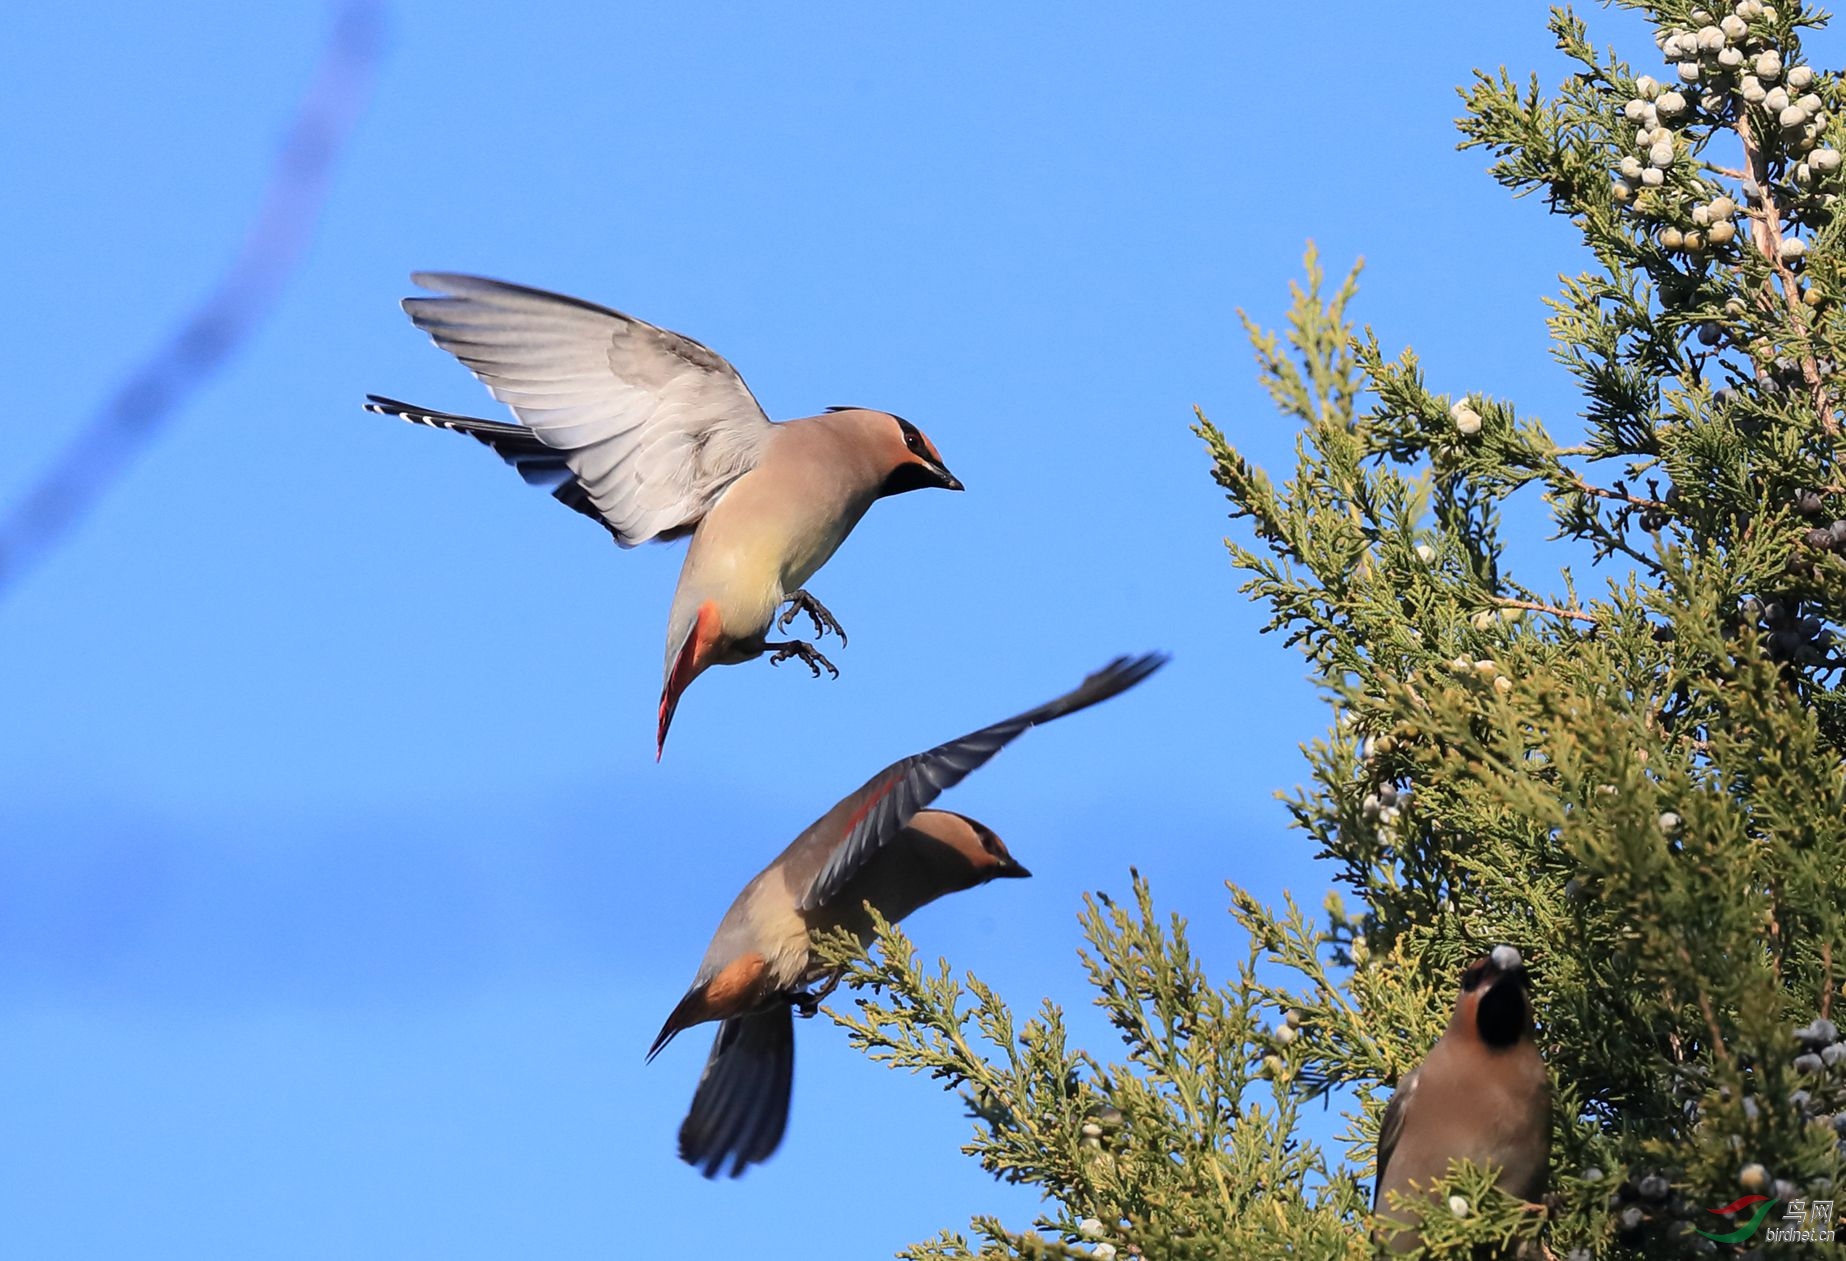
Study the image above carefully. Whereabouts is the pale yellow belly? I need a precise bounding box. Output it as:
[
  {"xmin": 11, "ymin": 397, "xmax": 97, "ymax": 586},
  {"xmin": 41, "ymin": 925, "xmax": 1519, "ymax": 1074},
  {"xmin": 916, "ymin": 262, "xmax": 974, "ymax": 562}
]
[{"xmin": 684, "ymin": 472, "xmax": 868, "ymax": 642}]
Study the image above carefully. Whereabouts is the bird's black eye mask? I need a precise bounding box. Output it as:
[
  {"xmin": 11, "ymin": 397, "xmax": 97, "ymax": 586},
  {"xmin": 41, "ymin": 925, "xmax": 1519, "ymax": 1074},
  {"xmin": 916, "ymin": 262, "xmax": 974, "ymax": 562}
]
[
  {"xmin": 829, "ymin": 407, "xmax": 942, "ymax": 477},
  {"xmin": 1460, "ymin": 962, "xmax": 1488, "ymax": 992},
  {"xmin": 895, "ymin": 417, "xmax": 933, "ymax": 461}
]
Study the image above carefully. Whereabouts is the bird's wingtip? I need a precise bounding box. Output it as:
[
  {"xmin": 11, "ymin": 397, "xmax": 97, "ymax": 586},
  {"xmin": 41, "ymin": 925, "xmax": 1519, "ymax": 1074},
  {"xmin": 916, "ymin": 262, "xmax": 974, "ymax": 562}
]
[{"xmin": 1090, "ymin": 650, "xmax": 1170, "ymax": 694}]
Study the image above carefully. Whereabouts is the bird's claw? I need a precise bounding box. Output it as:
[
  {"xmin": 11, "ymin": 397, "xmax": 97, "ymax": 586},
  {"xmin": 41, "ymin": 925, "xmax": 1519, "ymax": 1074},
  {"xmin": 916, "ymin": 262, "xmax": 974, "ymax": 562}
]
[
  {"xmin": 767, "ymin": 640, "xmax": 839, "ymax": 679},
  {"xmin": 790, "ymin": 973, "xmax": 844, "ymax": 1018},
  {"xmin": 778, "ymin": 590, "xmax": 848, "ymax": 646}
]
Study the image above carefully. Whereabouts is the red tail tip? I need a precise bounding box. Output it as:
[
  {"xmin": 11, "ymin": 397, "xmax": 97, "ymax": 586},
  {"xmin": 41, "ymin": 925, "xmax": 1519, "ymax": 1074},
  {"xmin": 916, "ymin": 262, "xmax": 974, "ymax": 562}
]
[{"xmin": 656, "ymin": 599, "xmax": 717, "ymax": 762}]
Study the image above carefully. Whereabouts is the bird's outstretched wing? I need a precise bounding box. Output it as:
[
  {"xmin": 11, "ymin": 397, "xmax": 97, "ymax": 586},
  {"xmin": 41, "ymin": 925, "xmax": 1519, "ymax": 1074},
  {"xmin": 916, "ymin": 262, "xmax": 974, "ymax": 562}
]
[
  {"xmin": 399, "ymin": 273, "xmax": 775, "ymax": 546},
  {"xmin": 792, "ymin": 653, "xmax": 1168, "ymax": 913},
  {"xmin": 362, "ymin": 394, "xmax": 620, "ymax": 540}
]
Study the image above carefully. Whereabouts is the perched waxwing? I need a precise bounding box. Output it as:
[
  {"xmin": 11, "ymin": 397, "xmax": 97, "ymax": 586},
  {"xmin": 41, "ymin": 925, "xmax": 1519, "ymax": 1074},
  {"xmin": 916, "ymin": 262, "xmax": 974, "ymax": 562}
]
[
  {"xmin": 648, "ymin": 653, "xmax": 1167, "ymax": 1177},
  {"xmin": 365, "ymin": 273, "xmax": 962, "ymax": 756},
  {"xmin": 1374, "ymin": 945, "xmax": 1549, "ymax": 1252}
]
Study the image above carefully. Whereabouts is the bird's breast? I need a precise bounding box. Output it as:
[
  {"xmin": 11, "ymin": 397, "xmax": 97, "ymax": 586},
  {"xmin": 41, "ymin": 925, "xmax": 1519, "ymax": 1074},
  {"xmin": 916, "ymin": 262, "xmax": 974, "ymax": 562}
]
[
  {"xmin": 686, "ymin": 472, "xmax": 873, "ymax": 635},
  {"xmin": 732, "ymin": 873, "xmax": 818, "ymax": 993}
]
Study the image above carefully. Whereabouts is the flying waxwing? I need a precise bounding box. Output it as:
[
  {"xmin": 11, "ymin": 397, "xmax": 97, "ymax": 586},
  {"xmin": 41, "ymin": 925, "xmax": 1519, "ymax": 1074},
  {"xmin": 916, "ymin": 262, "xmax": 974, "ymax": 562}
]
[
  {"xmin": 1374, "ymin": 945, "xmax": 1550, "ymax": 1252},
  {"xmin": 365, "ymin": 274, "xmax": 963, "ymax": 756},
  {"xmin": 646, "ymin": 652, "xmax": 1167, "ymax": 1178}
]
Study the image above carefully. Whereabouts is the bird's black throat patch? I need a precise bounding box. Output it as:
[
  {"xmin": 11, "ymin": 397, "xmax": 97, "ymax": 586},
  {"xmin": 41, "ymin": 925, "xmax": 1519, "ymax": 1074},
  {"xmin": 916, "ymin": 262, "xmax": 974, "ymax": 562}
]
[
  {"xmin": 878, "ymin": 460, "xmax": 947, "ymax": 497},
  {"xmin": 1476, "ymin": 977, "xmax": 1528, "ymax": 1048}
]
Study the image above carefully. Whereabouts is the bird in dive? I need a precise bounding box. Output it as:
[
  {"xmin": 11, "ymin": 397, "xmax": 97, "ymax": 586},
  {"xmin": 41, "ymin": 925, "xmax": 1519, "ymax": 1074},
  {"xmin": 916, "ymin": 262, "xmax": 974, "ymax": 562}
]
[
  {"xmin": 647, "ymin": 652, "xmax": 1167, "ymax": 1178},
  {"xmin": 365, "ymin": 273, "xmax": 963, "ymax": 756}
]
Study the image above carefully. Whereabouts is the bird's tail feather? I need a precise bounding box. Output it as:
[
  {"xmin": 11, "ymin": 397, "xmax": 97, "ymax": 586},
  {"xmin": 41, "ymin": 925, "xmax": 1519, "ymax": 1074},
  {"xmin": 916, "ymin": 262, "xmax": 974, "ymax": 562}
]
[
  {"xmin": 647, "ymin": 984, "xmax": 710, "ymax": 1062},
  {"xmin": 657, "ymin": 600, "xmax": 722, "ymax": 759},
  {"xmin": 676, "ymin": 1006, "xmax": 795, "ymax": 1179}
]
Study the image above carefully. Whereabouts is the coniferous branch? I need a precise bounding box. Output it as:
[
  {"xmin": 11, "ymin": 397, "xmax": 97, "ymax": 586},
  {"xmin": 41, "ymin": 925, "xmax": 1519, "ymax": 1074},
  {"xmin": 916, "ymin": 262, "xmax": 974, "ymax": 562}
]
[{"xmin": 828, "ymin": 3, "xmax": 1846, "ymax": 1256}]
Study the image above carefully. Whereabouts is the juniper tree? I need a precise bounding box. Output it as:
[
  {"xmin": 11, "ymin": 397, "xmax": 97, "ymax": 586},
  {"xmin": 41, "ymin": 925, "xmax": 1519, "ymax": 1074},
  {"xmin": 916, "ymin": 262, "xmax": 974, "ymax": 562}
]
[{"xmin": 820, "ymin": 3, "xmax": 1846, "ymax": 1256}]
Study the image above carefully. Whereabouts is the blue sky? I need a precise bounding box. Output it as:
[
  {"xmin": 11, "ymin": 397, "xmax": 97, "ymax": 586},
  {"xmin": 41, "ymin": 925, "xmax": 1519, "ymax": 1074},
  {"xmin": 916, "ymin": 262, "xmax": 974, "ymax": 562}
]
[{"xmin": 0, "ymin": 1, "xmax": 1748, "ymax": 1255}]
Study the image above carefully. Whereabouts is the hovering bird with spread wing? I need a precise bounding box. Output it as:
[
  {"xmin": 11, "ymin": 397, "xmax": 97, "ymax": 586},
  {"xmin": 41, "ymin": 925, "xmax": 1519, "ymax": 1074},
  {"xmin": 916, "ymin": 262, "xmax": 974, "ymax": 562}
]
[
  {"xmin": 366, "ymin": 273, "xmax": 962, "ymax": 756},
  {"xmin": 648, "ymin": 653, "xmax": 1167, "ymax": 1177}
]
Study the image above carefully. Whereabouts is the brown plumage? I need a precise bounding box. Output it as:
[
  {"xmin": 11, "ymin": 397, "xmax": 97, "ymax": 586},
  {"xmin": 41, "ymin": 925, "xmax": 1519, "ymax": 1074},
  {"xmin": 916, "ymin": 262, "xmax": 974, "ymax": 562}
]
[
  {"xmin": 654, "ymin": 809, "xmax": 1025, "ymax": 1178},
  {"xmin": 1374, "ymin": 945, "xmax": 1549, "ymax": 1251},
  {"xmin": 649, "ymin": 653, "xmax": 1166, "ymax": 1177},
  {"xmin": 363, "ymin": 274, "xmax": 964, "ymax": 757}
]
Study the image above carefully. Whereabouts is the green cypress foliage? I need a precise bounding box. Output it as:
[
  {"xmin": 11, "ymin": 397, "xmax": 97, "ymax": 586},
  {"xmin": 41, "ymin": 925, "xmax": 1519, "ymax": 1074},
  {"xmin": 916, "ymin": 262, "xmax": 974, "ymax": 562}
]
[{"xmin": 822, "ymin": 4, "xmax": 1846, "ymax": 1255}]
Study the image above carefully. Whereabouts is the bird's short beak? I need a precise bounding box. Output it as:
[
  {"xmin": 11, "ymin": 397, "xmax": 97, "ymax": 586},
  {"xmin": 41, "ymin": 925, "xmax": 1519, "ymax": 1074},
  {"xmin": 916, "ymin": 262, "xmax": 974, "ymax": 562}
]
[
  {"xmin": 997, "ymin": 859, "xmax": 1031, "ymax": 879},
  {"xmin": 934, "ymin": 464, "xmax": 965, "ymax": 492}
]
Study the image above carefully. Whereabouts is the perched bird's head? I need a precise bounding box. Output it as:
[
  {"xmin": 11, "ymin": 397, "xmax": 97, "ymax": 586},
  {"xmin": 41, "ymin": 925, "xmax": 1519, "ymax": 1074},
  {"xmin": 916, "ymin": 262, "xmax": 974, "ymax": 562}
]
[
  {"xmin": 1453, "ymin": 944, "xmax": 1533, "ymax": 1049},
  {"xmin": 827, "ymin": 407, "xmax": 963, "ymax": 496},
  {"xmin": 908, "ymin": 809, "xmax": 1031, "ymax": 890}
]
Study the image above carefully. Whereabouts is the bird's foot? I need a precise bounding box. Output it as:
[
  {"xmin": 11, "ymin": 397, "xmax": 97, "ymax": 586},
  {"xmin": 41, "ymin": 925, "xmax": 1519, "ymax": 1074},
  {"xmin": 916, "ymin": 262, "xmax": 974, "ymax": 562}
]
[
  {"xmin": 766, "ymin": 640, "xmax": 839, "ymax": 679},
  {"xmin": 790, "ymin": 973, "xmax": 844, "ymax": 1018},
  {"xmin": 778, "ymin": 590, "xmax": 848, "ymax": 645}
]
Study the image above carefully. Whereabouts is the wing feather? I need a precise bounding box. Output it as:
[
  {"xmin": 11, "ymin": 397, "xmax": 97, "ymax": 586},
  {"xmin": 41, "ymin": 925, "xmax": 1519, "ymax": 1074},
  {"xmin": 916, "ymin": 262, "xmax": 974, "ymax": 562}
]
[
  {"xmin": 399, "ymin": 273, "xmax": 775, "ymax": 546},
  {"xmin": 793, "ymin": 654, "xmax": 1168, "ymax": 913},
  {"xmin": 1374, "ymin": 1068, "xmax": 1419, "ymax": 1207},
  {"xmin": 362, "ymin": 394, "xmax": 619, "ymax": 540}
]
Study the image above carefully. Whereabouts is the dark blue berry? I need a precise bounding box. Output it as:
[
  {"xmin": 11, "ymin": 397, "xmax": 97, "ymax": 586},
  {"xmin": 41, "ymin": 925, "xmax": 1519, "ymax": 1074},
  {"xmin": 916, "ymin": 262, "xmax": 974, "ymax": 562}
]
[{"xmin": 1798, "ymin": 1019, "xmax": 1839, "ymax": 1049}]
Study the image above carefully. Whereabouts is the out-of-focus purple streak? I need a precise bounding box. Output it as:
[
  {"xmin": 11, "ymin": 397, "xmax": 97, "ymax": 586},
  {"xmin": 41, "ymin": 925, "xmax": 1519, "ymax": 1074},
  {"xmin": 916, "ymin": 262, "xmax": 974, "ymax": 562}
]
[{"xmin": 0, "ymin": 1, "xmax": 384, "ymax": 596}]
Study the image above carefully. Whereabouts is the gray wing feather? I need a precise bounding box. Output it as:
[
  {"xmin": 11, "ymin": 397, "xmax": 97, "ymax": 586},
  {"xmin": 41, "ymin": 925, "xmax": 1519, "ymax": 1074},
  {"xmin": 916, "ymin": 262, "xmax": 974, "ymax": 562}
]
[
  {"xmin": 794, "ymin": 653, "xmax": 1168, "ymax": 913},
  {"xmin": 1374, "ymin": 1067, "xmax": 1418, "ymax": 1207},
  {"xmin": 362, "ymin": 394, "xmax": 621, "ymax": 540},
  {"xmin": 401, "ymin": 273, "xmax": 774, "ymax": 546}
]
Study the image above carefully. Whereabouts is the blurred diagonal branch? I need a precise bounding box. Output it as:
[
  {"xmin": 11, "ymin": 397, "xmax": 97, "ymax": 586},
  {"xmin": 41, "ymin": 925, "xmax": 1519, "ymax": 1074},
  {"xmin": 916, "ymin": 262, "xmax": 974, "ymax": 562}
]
[{"xmin": 0, "ymin": 1, "xmax": 383, "ymax": 597}]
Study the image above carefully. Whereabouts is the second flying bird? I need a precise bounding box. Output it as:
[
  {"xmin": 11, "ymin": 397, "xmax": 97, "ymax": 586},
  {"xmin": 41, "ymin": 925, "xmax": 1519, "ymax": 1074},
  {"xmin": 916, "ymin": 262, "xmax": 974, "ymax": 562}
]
[{"xmin": 366, "ymin": 274, "xmax": 963, "ymax": 756}]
